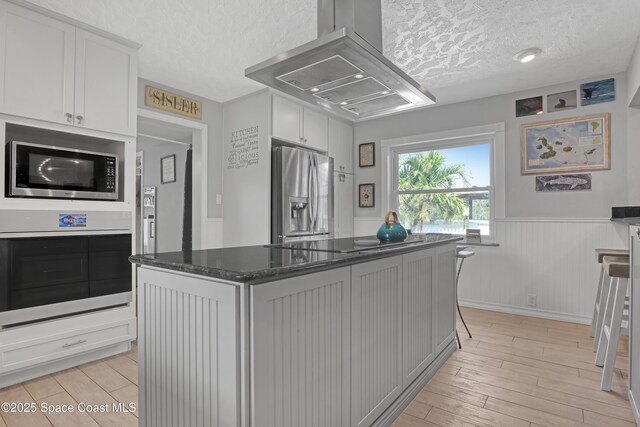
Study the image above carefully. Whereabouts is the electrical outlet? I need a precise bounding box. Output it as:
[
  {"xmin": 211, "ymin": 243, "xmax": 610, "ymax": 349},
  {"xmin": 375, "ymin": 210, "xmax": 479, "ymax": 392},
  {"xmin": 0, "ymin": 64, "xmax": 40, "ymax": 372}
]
[
  {"xmin": 527, "ymin": 294, "xmax": 537, "ymax": 307},
  {"xmin": 216, "ymin": 194, "xmax": 223, "ymax": 205}
]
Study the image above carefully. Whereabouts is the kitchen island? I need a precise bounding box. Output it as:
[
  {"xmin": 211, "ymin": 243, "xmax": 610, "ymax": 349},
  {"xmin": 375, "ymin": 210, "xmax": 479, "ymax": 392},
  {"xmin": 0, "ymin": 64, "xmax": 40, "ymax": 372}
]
[{"xmin": 130, "ymin": 234, "xmax": 461, "ymax": 427}]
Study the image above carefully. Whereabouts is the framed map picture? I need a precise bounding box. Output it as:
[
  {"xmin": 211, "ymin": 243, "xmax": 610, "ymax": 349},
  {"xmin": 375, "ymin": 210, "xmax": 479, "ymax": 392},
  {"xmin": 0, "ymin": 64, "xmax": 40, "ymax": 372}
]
[
  {"xmin": 359, "ymin": 183, "xmax": 375, "ymax": 207},
  {"xmin": 359, "ymin": 142, "xmax": 375, "ymax": 167},
  {"xmin": 521, "ymin": 114, "xmax": 610, "ymax": 175}
]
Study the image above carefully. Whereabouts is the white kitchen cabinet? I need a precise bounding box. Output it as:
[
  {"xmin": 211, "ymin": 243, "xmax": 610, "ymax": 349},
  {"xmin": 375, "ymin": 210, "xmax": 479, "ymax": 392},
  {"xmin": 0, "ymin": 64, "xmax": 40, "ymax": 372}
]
[
  {"xmin": 351, "ymin": 256, "xmax": 403, "ymax": 427},
  {"xmin": 74, "ymin": 29, "xmax": 137, "ymax": 136},
  {"xmin": 402, "ymin": 248, "xmax": 435, "ymax": 387},
  {"xmin": 333, "ymin": 171, "xmax": 354, "ymax": 238},
  {"xmin": 272, "ymin": 94, "xmax": 328, "ymax": 152},
  {"xmin": 303, "ymin": 107, "xmax": 328, "ymax": 151},
  {"xmin": 0, "ymin": 1, "xmax": 138, "ymax": 136},
  {"xmin": 272, "ymin": 94, "xmax": 302, "ymax": 145},
  {"xmin": 434, "ymin": 245, "xmax": 457, "ymax": 353},
  {"xmin": 0, "ymin": 2, "xmax": 75, "ymax": 125},
  {"xmin": 252, "ymin": 267, "xmax": 351, "ymax": 427},
  {"xmin": 329, "ymin": 118, "xmax": 354, "ymax": 174}
]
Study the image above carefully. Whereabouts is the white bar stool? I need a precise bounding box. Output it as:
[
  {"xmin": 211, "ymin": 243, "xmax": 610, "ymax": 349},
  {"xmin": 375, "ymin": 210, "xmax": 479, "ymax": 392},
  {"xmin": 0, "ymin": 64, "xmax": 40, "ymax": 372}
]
[
  {"xmin": 591, "ymin": 248, "xmax": 629, "ymax": 352},
  {"xmin": 455, "ymin": 250, "xmax": 474, "ymax": 349},
  {"xmin": 595, "ymin": 256, "xmax": 630, "ymax": 391}
]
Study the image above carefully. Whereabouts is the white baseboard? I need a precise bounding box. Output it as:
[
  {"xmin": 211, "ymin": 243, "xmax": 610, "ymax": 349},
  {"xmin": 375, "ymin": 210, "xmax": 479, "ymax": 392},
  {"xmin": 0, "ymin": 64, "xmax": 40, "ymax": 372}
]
[
  {"xmin": 458, "ymin": 298, "xmax": 592, "ymax": 325},
  {"xmin": 629, "ymin": 389, "xmax": 640, "ymax": 427}
]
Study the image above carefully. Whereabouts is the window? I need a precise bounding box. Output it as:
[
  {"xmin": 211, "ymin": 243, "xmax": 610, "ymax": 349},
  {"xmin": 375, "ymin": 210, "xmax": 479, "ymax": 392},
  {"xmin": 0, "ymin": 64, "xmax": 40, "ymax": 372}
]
[{"xmin": 392, "ymin": 138, "xmax": 493, "ymax": 237}]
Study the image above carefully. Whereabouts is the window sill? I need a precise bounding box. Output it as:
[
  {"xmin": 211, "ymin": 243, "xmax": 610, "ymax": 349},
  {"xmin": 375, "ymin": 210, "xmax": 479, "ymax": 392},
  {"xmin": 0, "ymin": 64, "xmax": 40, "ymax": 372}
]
[{"xmin": 456, "ymin": 240, "xmax": 500, "ymax": 247}]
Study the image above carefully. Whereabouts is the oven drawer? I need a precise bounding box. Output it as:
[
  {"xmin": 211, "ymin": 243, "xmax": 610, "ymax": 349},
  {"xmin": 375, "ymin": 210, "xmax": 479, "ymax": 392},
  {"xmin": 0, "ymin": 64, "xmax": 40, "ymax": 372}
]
[{"xmin": 0, "ymin": 318, "xmax": 135, "ymax": 372}]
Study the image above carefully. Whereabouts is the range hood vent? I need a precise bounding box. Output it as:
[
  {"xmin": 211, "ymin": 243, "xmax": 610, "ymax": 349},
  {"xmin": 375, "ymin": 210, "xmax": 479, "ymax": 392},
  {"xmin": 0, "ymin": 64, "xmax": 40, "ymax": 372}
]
[{"xmin": 245, "ymin": 0, "xmax": 436, "ymax": 121}]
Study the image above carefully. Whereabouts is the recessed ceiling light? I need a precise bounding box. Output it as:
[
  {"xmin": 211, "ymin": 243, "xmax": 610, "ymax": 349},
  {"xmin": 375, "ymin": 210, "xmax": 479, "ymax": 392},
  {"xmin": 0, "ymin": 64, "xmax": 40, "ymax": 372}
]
[
  {"xmin": 381, "ymin": 91, "xmax": 390, "ymax": 95},
  {"xmin": 340, "ymin": 101, "xmax": 348, "ymax": 105},
  {"xmin": 513, "ymin": 48, "xmax": 542, "ymax": 63},
  {"xmin": 310, "ymin": 87, "xmax": 319, "ymax": 92},
  {"xmin": 354, "ymin": 74, "xmax": 364, "ymax": 79}
]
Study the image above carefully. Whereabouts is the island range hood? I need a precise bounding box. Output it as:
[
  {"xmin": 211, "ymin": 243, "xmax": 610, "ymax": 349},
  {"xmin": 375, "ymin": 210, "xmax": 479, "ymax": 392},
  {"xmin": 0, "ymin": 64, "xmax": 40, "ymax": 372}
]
[{"xmin": 245, "ymin": 0, "xmax": 436, "ymax": 121}]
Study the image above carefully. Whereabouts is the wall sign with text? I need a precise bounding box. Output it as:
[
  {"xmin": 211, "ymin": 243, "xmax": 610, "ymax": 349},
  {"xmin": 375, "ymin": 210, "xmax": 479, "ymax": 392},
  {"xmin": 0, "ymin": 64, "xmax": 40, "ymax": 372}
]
[
  {"xmin": 145, "ymin": 86, "xmax": 202, "ymax": 119},
  {"xmin": 227, "ymin": 126, "xmax": 260, "ymax": 169}
]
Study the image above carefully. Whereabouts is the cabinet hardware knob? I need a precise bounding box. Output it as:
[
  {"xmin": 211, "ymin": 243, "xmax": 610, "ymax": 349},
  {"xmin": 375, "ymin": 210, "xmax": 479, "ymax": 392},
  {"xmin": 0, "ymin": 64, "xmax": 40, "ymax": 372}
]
[
  {"xmin": 76, "ymin": 115, "xmax": 84, "ymax": 124},
  {"xmin": 62, "ymin": 339, "xmax": 87, "ymax": 349},
  {"xmin": 65, "ymin": 113, "xmax": 73, "ymax": 123}
]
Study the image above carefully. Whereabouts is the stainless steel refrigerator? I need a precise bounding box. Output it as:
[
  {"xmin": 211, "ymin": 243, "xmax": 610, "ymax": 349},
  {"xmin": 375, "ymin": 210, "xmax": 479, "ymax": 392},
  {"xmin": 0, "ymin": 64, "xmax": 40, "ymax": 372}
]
[{"xmin": 271, "ymin": 145, "xmax": 333, "ymax": 243}]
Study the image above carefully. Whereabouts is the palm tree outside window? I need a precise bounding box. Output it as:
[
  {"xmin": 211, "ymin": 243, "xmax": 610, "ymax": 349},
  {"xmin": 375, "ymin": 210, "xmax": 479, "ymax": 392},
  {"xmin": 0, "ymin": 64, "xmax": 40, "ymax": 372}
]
[{"xmin": 393, "ymin": 141, "xmax": 492, "ymax": 237}]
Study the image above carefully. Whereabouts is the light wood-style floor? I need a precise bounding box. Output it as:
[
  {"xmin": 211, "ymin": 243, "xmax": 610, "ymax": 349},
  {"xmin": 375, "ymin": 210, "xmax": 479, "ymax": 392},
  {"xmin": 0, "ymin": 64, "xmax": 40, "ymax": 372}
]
[
  {"xmin": 0, "ymin": 307, "xmax": 634, "ymax": 426},
  {"xmin": 393, "ymin": 307, "xmax": 634, "ymax": 427},
  {"xmin": 0, "ymin": 343, "xmax": 138, "ymax": 427}
]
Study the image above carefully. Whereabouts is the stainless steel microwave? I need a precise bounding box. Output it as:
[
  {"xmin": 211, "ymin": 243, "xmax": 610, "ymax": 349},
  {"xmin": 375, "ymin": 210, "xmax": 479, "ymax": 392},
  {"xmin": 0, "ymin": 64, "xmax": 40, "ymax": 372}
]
[{"xmin": 8, "ymin": 141, "xmax": 119, "ymax": 200}]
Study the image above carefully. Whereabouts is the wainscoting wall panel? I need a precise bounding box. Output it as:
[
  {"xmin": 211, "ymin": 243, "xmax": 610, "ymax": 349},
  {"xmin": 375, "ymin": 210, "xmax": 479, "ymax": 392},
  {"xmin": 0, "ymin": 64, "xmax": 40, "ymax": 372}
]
[
  {"xmin": 354, "ymin": 218, "xmax": 628, "ymax": 323},
  {"xmin": 137, "ymin": 267, "xmax": 239, "ymax": 427}
]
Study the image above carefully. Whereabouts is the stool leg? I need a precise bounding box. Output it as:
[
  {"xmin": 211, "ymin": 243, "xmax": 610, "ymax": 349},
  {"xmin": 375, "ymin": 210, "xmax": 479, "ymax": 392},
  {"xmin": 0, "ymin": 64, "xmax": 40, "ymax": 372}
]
[
  {"xmin": 456, "ymin": 258, "xmax": 472, "ymax": 339},
  {"xmin": 595, "ymin": 276, "xmax": 616, "ymax": 366},
  {"xmin": 601, "ymin": 277, "xmax": 628, "ymax": 391},
  {"xmin": 455, "ymin": 330, "xmax": 461, "ymax": 349},
  {"xmin": 590, "ymin": 267, "xmax": 605, "ymax": 337},
  {"xmin": 593, "ymin": 270, "xmax": 611, "ymax": 351}
]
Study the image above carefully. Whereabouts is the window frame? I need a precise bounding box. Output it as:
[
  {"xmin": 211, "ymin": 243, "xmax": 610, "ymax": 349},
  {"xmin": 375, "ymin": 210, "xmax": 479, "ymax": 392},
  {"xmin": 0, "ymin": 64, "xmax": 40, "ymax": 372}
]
[{"xmin": 380, "ymin": 122, "xmax": 505, "ymax": 242}]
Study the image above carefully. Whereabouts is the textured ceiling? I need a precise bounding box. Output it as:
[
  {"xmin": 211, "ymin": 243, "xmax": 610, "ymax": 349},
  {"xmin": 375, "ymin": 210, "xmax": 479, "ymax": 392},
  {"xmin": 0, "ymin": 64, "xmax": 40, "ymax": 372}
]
[
  {"xmin": 382, "ymin": 0, "xmax": 640, "ymax": 104},
  {"xmin": 24, "ymin": 0, "xmax": 640, "ymax": 106}
]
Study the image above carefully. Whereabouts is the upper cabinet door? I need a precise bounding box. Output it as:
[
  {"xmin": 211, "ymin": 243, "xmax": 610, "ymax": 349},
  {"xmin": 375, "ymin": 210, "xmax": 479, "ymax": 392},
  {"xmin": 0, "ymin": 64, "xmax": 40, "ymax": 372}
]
[
  {"xmin": 328, "ymin": 118, "xmax": 353, "ymax": 174},
  {"xmin": 303, "ymin": 107, "xmax": 328, "ymax": 152},
  {"xmin": 272, "ymin": 95, "xmax": 303, "ymax": 144},
  {"xmin": 0, "ymin": 3, "xmax": 75, "ymax": 125},
  {"xmin": 74, "ymin": 29, "xmax": 137, "ymax": 136}
]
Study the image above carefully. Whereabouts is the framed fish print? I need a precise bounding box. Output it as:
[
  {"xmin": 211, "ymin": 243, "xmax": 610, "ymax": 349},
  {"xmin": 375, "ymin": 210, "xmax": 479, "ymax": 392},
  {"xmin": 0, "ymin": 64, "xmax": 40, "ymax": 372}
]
[
  {"xmin": 535, "ymin": 174, "xmax": 592, "ymax": 191},
  {"xmin": 359, "ymin": 142, "xmax": 375, "ymax": 167},
  {"xmin": 521, "ymin": 113, "xmax": 610, "ymax": 175}
]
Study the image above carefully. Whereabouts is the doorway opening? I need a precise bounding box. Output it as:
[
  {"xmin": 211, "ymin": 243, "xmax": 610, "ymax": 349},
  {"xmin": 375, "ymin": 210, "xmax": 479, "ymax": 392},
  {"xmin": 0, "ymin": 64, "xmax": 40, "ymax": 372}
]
[{"xmin": 136, "ymin": 109, "xmax": 208, "ymax": 254}]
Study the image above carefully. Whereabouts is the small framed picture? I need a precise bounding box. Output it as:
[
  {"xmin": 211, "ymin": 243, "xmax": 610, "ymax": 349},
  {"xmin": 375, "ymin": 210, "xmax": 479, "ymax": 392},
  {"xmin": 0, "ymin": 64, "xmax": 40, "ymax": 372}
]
[
  {"xmin": 515, "ymin": 96, "xmax": 543, "ymax": 117},
  {"xmin": 161, "ymin": 154, "xmax": 176, "ymax": 184},
  {"xmin": 359, "ymin": 183, "xmax": 375, "ymax": 208},
  {"xmin": 580, "ymin": 78, "xmax": 615, "ymax": 106},
  {"xmin": 359, "ymin": 142, "xmax": 375, "ymax": 167},
  {"xmin": 547, "ymin": 90, "xmax": 577, "ymax": 113}
]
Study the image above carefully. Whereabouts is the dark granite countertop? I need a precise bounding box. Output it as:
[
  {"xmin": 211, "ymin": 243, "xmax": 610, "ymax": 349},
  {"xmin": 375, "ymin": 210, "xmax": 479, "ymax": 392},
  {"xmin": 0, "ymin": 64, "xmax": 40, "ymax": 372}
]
[{"xmin": 129, "ymin": 234, "xmax": 462, "ymax": 285}]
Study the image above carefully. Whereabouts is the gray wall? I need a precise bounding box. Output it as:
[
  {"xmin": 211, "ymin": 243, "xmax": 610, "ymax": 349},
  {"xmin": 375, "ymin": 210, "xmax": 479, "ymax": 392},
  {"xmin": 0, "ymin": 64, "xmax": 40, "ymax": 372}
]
[
  {"xmin": 354, "ymin": 73, "xmax": 629, "ymax": 219},
  {"xmin": 137, "ymin": 78, "xmax": 224, "ymax": 218},
  {"xmin": 138, "ymin": 138, "xmax": 188, "ymax": 253}
]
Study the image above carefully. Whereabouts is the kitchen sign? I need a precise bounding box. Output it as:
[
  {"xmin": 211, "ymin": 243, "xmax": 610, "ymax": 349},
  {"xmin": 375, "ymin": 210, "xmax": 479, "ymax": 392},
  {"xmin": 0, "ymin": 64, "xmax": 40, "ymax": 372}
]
[
  {"xmin": 145, "ymin": 86, "xmax": 202, "ymax": 119},
  {"xmin": 227, "ymin": 126, "xmax": 260, "ymax": 169}
]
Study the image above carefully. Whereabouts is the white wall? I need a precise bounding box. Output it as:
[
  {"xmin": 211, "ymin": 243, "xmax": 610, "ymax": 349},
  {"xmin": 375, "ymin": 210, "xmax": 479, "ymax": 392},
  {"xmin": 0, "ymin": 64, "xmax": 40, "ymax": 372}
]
[
  {"xmin": 627, "ymin": 35, "xmax": 640, "ymax": 106},
  {"xmin": 137, "ymin": 78, "xmax": 224, "ymax": 218},
  {"xmin": 138, "ymin": 138, "xmax": 188, "ymax": 252},
  {"xmin": 627, "ymin": 36, "xmax": 640, "ymax": 205},
  {"xmin": 354, "ymin": 73, "xmax": 628, "ymax": 220},
  {"xmin": 222, "ymin": 90, "xmax": 271, "ymax": 247},
  {"xmin": 353, "ymin": 73, "xmax": 630, "ymax": 323}
]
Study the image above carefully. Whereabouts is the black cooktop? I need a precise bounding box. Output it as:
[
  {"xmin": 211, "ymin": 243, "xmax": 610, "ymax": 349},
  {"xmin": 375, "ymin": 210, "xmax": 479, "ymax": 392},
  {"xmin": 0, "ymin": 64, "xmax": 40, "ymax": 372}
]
[{"xmin": 269, "ymin": 234, "xmax": 449, "ymax": 254}]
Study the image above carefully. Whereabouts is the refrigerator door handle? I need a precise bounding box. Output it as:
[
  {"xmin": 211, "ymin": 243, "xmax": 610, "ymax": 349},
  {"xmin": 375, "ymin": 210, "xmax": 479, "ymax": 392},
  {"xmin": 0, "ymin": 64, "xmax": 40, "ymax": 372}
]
[
  {"xmin": 314, "ymin": 154, "xmax": 320, "ymax": 233},
  {"xmin": 307, "ymin": 153, "xmax": 316, "ymax": 233}
]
